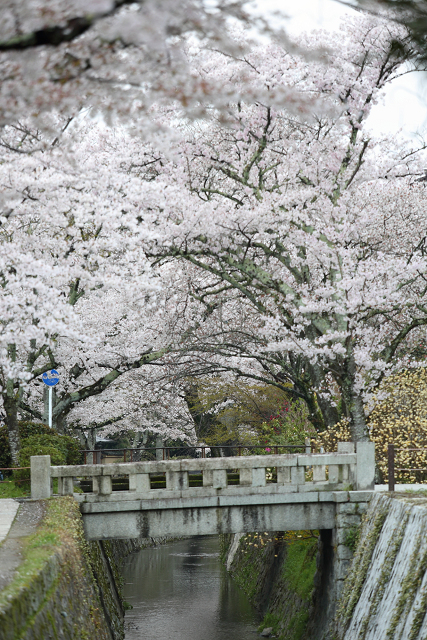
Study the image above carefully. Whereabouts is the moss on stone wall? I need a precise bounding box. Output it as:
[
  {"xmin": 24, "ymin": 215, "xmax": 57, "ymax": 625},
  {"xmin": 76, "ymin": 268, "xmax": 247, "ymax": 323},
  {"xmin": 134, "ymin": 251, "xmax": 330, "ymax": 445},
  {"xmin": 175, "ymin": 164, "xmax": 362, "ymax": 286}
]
[
  {"xmin": 0, "ymin": 497, "xmax": 124, "ymax": 640},
  {"xmin": 224, "ymin": 532, "xmax": 318, "ymax": 640}
]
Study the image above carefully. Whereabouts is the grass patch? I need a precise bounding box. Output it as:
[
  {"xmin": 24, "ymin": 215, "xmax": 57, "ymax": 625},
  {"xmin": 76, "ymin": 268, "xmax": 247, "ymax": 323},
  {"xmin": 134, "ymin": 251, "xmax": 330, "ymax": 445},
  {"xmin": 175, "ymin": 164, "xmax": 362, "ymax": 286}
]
[
  {"xmin": 0, "ymin": 480, "xmax": 30, "ymax": 498},
  {"xmin": 282, "ymin": 610, "xmax": 310, "ymax": 640},
  {"xmin": 282, "ymin": 535, "xmax": 318, "ymax": 601},
  {"xmin": 258, "ymin": 611, "xmax": 281, "ymax": 635}
]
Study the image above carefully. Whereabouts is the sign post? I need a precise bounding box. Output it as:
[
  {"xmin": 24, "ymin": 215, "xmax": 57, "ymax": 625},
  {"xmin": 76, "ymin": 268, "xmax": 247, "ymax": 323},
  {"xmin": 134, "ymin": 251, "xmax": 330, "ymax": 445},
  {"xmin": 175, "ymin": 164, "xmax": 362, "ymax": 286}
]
[{"xmin": 42, "ymin": 370, "xmax": 60, "ymax": 428}]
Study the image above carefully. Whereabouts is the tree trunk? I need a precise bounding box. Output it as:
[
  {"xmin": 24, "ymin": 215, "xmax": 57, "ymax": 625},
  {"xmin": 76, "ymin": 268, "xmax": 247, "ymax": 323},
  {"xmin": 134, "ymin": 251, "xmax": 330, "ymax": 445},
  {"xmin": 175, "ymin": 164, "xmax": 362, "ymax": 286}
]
[
  {"xmin": 347, "ymin": 391, "xmax": 369, "ymax": 442},
  {"xmin": 301, "ymin": 360, "xmax": 340, "ymax": 431},
  {"xmin": 3, "ymin": 392, "xmax": 20, "ymax": 465},
  {"xmin": 155, "ymin": 435, "xmax": 164, "ymax": 460},
  {"xmin": 341, "ymin": 352, "xmax": 369, "ymax": 442},
  {"xmin": 83, "ymin": 427, "xmax": 97, "ymax": 451}
]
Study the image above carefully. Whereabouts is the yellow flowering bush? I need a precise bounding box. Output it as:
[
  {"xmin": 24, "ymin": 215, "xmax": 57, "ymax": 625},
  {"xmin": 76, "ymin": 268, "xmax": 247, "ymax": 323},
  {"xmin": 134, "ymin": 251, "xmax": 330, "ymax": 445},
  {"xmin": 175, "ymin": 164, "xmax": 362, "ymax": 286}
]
[{"xmin": 312, "ymin": 368, "xmax": 427, "ymax": 483}]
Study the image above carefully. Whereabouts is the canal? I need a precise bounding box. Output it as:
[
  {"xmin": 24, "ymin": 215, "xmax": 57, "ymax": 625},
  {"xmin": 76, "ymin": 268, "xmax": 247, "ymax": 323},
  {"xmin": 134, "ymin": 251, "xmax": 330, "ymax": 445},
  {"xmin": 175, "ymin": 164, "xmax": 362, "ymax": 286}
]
[{"xmin": 122, "ymin": 536, "xmax": 261, "ymax": 639}]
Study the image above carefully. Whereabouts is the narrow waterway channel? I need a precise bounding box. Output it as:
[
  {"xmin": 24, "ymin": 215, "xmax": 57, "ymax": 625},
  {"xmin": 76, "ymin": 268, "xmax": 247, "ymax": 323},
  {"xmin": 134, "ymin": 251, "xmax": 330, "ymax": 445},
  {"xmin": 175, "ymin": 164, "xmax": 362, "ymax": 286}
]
[{"xmin": 122, "ymin": 536, "xmax": 261, "ymax": 640}]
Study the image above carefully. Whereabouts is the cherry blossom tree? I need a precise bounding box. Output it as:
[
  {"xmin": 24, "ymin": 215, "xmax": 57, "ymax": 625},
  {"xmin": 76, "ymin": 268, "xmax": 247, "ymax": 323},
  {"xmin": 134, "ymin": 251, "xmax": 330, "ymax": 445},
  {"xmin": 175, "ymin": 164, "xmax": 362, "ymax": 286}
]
[
  {"xmin": 137, "ymin": 16, "xmax": 427, "ymax": 442},
  {"xmin": 0, "ymin": 112, "xmax": 258, "ymax": 460},
  {"xmin": 0, "ymin": 116, "xmax": 172, "ymax": 461}
]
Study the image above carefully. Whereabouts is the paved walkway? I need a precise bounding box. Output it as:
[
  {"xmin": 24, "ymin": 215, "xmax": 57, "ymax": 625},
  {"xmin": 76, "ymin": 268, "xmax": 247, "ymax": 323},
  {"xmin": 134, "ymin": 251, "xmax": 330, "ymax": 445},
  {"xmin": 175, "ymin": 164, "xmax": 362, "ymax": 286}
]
[
  {"xmin": 0, "ymin": 499, "xmax": 19, "ymax": 544},
  {"xmin": 376, "ymin": 484, "xmax": 427, "ymax": 492}
]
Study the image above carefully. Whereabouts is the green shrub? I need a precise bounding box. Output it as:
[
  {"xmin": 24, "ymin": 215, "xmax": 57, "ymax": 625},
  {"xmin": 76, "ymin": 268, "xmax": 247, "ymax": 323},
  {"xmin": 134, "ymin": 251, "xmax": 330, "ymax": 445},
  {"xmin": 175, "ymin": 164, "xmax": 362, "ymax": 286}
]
[
  {"xmin": 23, "ymin": 434, "xmax": 68, "ymax": 457},
  {"xmin": 19, "ymin": 443, "xmax": 66, "ymax": 466},
  {"xmin": 2, "ymin": 422, "xmax": 82, "ymax": 471},
  {"xmin": 18, "ymin": 421, "xmax": 57, "ymax": 439},
  {"xmin": 21, "ymin": 433, "xmax": 83, "ymax": 465},
  {"xmin": 60, "ymin": 435, "xmax": 83, "ymax": 465},
  {"xmin": 0, "ymin": 421, "xmax": 59, "ymax": 471},
  {"xmin": 16, "ymin": 443, "xmax": 66, "ymax": 481}
]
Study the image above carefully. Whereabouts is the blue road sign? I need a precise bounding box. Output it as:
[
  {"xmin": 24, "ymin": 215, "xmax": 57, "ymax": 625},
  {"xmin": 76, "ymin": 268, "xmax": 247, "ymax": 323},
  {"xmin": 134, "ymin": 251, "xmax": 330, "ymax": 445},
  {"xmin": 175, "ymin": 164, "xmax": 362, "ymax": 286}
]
[{"xmin": 42, "ymin": 370, "xmax": 59, "ymax": 387}]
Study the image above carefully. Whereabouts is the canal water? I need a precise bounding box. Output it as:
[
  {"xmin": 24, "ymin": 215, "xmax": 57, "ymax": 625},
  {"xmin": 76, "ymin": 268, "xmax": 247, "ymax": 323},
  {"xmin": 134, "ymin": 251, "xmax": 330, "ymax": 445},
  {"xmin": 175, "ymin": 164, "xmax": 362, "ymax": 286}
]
[{"xmin": 122, "ymin": 536, "xmax": 261, "ymax": 640}]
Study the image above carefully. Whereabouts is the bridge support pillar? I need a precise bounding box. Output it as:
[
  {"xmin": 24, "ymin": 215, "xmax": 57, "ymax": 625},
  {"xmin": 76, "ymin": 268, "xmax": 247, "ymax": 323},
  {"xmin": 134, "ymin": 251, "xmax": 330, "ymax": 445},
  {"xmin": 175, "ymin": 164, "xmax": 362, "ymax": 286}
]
[
  {"xmin": 239, "ymin": 469, "xmax": 251, "ymax": 485},
  {"xmin": 328, "ymin": 465, "xmax": 339, "ymax": 483},
  {"xmin": 252, "ymin": 468, "xmax": 266, "ymax": 487},
  {"xmin": 337, "ymin": 441, "xmax": 355, "ymax": 484},
  {"xmin": 332, "ymin": 491, "xmax": 371, "ymax": 604},
  {"xmin": 313, "ymin": 465, "xmax": 326, "ymax": 482},
  {"xmin": 355, "ymin": 442, "xmax": 375, "ymax": 490},
  {"xmin": 203, "ymin": 469, "xmax": 213, "ymax": 487}
]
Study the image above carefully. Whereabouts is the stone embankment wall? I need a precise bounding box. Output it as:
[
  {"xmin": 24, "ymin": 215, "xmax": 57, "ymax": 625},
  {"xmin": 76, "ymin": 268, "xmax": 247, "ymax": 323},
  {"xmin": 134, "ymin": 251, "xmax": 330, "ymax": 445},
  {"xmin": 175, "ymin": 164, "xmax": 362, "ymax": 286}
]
[
  {"xmin": 0, "ymin": 497, "xmax": 124, "ymax": 640},
  {"xmin": 0, "ymin": 496, "xmax": 188, "ymax": 640},
  {"xmin": 222, "ymin": 530, "xmax": 330, "ymax": 640},
  {"xmin": 335, "ymin": 493, "xmax": 427, "ymax": 639}
]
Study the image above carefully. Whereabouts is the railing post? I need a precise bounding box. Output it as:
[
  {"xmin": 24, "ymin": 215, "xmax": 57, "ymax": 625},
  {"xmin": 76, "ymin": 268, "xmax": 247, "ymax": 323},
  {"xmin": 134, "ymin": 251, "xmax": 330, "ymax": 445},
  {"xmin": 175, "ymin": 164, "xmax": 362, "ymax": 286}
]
[
  {"xmin": 337, "ymin": 442, "xmax": 355, "ymax": 483},
  {"xmin": 31, "ymin": 455, "xmax": 51, "ymax": 499},
  {"xmin": 63, "ymin": 476, "xmax": 74, "ymax": 496},
  {"xmin": 388, "ymin": 443, "xmax": 395, "ymax": 492},
  {"xmin": 305, "ymin": 438, "xmax": 311, "ymax": 454},
  {"xmin": 355, "ymin": 442, "xmax": 375, "ymax": 490}
]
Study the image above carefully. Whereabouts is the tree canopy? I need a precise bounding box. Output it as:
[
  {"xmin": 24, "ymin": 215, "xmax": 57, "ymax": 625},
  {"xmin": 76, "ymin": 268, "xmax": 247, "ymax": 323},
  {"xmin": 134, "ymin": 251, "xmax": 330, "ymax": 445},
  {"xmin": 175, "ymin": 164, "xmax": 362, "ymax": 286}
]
[{"xmin": 1, "ymin": 3, "xmax": 426, "ymax": 460}]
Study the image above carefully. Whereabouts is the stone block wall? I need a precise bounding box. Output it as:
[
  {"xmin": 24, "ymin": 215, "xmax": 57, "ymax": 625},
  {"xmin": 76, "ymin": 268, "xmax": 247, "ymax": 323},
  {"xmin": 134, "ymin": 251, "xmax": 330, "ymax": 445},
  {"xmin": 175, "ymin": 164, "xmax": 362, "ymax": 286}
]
[
  {"xmin": 0, "ymin": 497, "xmax": 124, "ymax": 640},
  {"xmin": 333, "ymin": 494, "xmax": 370, "ymax": 602}
]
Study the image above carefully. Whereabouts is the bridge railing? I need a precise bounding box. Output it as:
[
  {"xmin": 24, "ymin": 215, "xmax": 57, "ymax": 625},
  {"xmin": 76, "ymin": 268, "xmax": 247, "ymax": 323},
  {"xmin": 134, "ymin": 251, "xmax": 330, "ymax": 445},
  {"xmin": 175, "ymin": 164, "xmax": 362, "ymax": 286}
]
[
  {"xmin": 30, "ymin": 441, "xmax": 375, "ymax": 499},
  {"xmin": 81, "ymin": 442, "xmax": 311, "ymax": 464}
]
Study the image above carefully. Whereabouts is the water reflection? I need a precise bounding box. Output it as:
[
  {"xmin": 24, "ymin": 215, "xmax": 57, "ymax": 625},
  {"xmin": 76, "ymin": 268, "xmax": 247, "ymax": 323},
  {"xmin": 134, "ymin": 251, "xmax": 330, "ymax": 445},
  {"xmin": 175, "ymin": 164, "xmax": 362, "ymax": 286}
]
[{"xmin": 122, "ymin": 536, "xmax": 261, "ymax": 640}]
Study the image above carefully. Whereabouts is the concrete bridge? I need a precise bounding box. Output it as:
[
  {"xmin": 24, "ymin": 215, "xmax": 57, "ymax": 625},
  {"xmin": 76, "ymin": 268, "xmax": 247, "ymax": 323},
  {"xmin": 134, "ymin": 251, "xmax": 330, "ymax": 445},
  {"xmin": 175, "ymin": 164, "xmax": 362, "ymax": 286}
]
[{"xmin": 31, "ymin": 442, "xmax": 375, "ymax": 543}]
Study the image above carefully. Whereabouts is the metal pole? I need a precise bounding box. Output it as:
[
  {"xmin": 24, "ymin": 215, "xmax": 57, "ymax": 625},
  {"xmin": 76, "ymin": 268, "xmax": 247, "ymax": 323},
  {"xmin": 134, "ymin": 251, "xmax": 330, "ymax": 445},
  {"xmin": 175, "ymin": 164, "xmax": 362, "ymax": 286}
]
[
  {"xmin": 388, "ymin": 443, "xmax": 395, "ymax": 492},
  {"xmin": 48, "ymin": 387, "xmax": 52, "ymax": 428}
]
